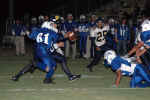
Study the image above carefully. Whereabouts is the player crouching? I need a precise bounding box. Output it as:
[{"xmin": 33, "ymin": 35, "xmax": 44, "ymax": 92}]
[{"xmin": 104, "ymin": 50, "xmax": 150, "ymax": 88}]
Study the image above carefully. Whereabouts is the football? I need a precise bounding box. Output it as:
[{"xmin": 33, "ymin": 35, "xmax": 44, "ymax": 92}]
[{"xmin": 67, "ymin": 32, "xmax": 77, "ymax": 41}]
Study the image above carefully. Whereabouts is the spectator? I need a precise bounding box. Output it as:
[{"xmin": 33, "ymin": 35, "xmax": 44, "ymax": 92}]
[
  {"xmin": 62, "ymin": 13, "xmax": 78, "ymax": 59},
  {"xmin": 88, "ymin": 14, "xmax": 97, "ymax": 58},
  {"xmin": 116, "ymin": 18, "xmax": 130, "ymax": 56},
  {"xmin": 77, "ymin": 14, "xmax": 89, "ymax": 58},
  {"xmin": 12, "ymin": 19, "xmax": 26, "ymax": 56}
]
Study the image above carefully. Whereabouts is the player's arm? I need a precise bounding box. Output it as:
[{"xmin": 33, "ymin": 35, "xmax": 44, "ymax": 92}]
[
  {"xmin": 126, "ymin": 41, "xmax": 144, "ymax": 57},
  {"xmin": 53, "ymin": 42, "xmax": 64, "ymax": 49},
  {"xmin": 96, "ymin": 46, "xmax": 100, "ymax": 51},
  {"xmin": 115, "ymin": 70, "xmax": 122, "ymax": 87},
  {"xmin": 114, "ymin": 28, "xmax": 118, "ymax": 43}
]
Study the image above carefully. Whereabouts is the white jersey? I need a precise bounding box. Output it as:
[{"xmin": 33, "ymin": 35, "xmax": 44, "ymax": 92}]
[
  {"xmin": 120, "ymin": 63, "xmax": 136, "ymax": 76},
  {"xmin": 94, "ymin": 26, "xmax": 109, "ymax": 46},
  {"xmin": 89, "ymin": 27, "xmax": 97, "ymax": 37}
]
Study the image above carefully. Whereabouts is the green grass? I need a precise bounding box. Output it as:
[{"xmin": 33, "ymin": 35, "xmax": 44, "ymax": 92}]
[{"xmin": 0, "ymin": 56, "xmax": 150, "ymax": 100}]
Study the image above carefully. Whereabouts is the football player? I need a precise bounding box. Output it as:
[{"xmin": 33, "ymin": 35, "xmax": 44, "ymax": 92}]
[
  {"xmin": 77, "ymin": 14, "xmax": 89, "ymax": 58},
  {"xmin": 62, "ymin": 13, "xmax": 78, "ymax": 59},
  {"xmin": 124, "ymin": 18, "xmax": 150, "ymax": 71},
  {"xmin": 88, "ymin": 14, "xmax": 97, "ymax": 58},
  {"xmin": 12, "ymin": 20, "xmax": 63, "ymax": 84},
  {"xmin": 48, "ymin": 16, "xmax": 81, "ymax": 81},
  {"xmin": 86, "ymin": 18, "xmax": 112, "ymax": 72},
  {"xmin": 104, "ymin": 50, "xmax": 150, "ymax": 88},
  {"xmin": 12, "ymin": 16, "xmax": 80, "ymax": 83}
]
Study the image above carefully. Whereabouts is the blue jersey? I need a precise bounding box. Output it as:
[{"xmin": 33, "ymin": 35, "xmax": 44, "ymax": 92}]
[
  {"xmin": 116, "ymin": 24, "xmax": 130, "ymax": 40},
  {"xmin": 140, "ymin": 30, "xmax": 150, "ymax": 46},
  {"xmin": 12, "ymin": 24, "xmax": 26, "ymax": 36},
  {"xmin": 78, "ymin": 23, "xmax": 89, "ymax": 36},
  {"xmin": 110, "ymin": 56, "xmax": 136, "ymax": 76},
  {"xmin": 29, "ymin": 28, "xmax": 59, "ymax": 53},
  {"xmin": 63, "ymin": 21, "xmax": 78, "ymax": 32},
  {"xmin": 109, "ymin": 24, "xmax": 117, "ymax": 39},
  {"xmin": 88, "ymin": 22, "xmax": 96, "ymax": 28}
]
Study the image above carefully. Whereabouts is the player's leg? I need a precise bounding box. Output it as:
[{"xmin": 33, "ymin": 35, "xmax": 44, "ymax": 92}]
[
  {"xmin": 52, "ymin": 53, "xmax": 81, "ymax": 81},
  {"xmin": 136, "ymin": 65, "xmax": 150, "ymax": 82},
  {"xmin": 136, "ymin": 81, "xmax": 150, "ymax": 88},
  {"xmin": 79, "ymin": 36, "xmax": 83, "ymax": 57},
  {"xmin": 140, "ymin": 49, "xmax": 150, "ymax": 71},
  {"xmin": 130, "ymin": 75, "xmax": 143, "ymax": 88},
  {"xmin": 86, "ymin": 50, "xmax": 103, "ymax": 72},
  {"xmin": 52, "ymin": 53, "xmax": 72, "ymax": 76},
  {"xmin": 87, "ymin": 43, "xmax": 110, "ymax": 69},
  {"xmin": 39, "ymin": 57, "xmax": 56, "ymax": 84},
  {"xmin": 34, "ymin": 46, "xmax": 56, "ymax": 84},
  {"xmin": 65, "ymin": 40, "xmax": 70, "ymax": 57},
  {"xmin": 83, "ymin": 35, "xmax": 91, "ymax": 59},
  {"xmin": 83, "ymin": 36, "xmax": 87, "ymax": 56},
  {"xmin": 11, "ymin": 60, "xmax": 36, "ymax": 81},
  {"xmin": 136, "ymin": 48, "xmax": 147, "ymax": 64},
  {"xmin": 90, "ymin": 37, "xmax": 95, "ymax": 58},
  {"xmin": 131, "ymin": 64, "xmax": 150, "ymax": 88},
  {"xmin": 116, "ymin": 40, "xmax": 121, "ymax": 55},
  {"xmin": 71, "ymin": 41, "xmax": 77, "ymax": 59},
  {"xmin": 127, "ymin": 42, "xmax": 142, "ymax": 56},
  {"xmin": 130, "ymin": 65, "xmax": 145, "ymax": 88}
]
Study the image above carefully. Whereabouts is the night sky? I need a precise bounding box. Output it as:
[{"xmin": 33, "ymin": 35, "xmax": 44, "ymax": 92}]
[
  {"xmin": 0, "ymin": 0, "xmax": 104, "ymax": 20},
  {"xmin": 1, "ymin": 0, "xmax": 150, "ymax": 19},
  {"xmin": 0, "ymin": 0, "xmax": 69, "ymax": 19}
]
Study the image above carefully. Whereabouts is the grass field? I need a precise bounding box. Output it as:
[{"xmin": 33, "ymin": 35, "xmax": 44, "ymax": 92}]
[{"xmin": 0, "ymin": 56, "xmax": 150, "ymax": 100}]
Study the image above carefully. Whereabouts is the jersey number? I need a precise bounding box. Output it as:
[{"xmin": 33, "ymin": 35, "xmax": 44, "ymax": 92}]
[
  {"xmin": 36, "ymin": 33, "xmax": 49, "ymax": 44},
  {"xmin": 96, "ymin": 31, "xmax": 107, "ymax": 42},
  {"xmin": 97, "ymin": 32, "xmax": 103, "ymax": 42}
]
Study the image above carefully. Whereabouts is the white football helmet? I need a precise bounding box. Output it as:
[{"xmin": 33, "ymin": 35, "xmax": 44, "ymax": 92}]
[
  {"xmin": 141, "ymin": 19, "xmax": 150, "ymax": 32},
  {"xmin": 41, "ymin": 21, "xmax": 58, "ymax": 33},
  {"xmin": 41, "ymin": 21, "xmax": 51, "ymax": 29},
  {"xmin": 104, "ymin": 50, "xmax": 116, "ymax": 64},
  {"xmin": 80, "ymin": 14, "xmax": 86, "ymax": 20}
]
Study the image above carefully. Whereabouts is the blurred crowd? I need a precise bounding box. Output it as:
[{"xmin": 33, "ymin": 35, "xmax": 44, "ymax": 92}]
[{"xmin": 2, "ymin": 13, "xmax": 146, "ymax": 58}]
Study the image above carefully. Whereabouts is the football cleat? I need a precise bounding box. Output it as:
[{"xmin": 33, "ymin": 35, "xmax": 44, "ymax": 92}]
[
  {"xmin": 86, "ymin": 65, "xmax": 93, "ymax": 72},
  {"xmin": 69, "ymin": 75, "xmax": 81, "ymax": 81},
  {"xmin": 11, "ymin": 76, "xmax": 19, "ymax": 81},
  {"xmin": 43, "ymin": 78, "xmax": 55, "ymax": 84},
  {"xmin": 87, "ymin": 67, "xmax": 93, "ymax": 72},
  {"xmin": 29, "ymin": 60, "xmax": 37, "ymax": 74}
]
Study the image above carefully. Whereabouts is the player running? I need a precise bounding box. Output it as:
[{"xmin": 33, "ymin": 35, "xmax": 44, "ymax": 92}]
[
  {"xmin": 86, "ymin": 18, "xmax": 113, "ymax": 72},
  {"xmin": 11, "ymin": 16, "xmax": 81, "ymax": 83}
]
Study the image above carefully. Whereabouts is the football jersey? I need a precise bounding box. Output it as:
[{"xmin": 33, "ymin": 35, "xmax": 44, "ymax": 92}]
[
  {"xmin": 140, "ymin": 30, "xmax": 150, "ymax": 46},
  {"xmin": 111, "ymin": 56, "xmax": 136, "ymax": 76},
  {"xmin": 63, "ymin": 21, "xmax": 78, "ymax": 32},
  {"xmin": 140, "ymin": 19, "xmax": 150, "ymax": 46},
  {"xmin": 29, "ymin": 28, "xmax": 59, "ymax": 53},
  {"xmin": 94, "ymin": 26, "xmax": 109, "ymax": 47},
  {"xmin": 78, "ymin": 23, "xmax": 89, "ymax": 36}
]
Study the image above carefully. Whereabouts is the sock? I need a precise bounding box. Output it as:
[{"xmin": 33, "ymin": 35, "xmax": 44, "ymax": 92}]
[
  {"xmin": 15, "ymin": 62, "xmax": 33, "ymax": 78},
  {"xmin": 46, "ymin": 68, "xmax": 55, "ymax": 79},
  {"xmin": 36, "ymin": 62, "xmax": 47, "ymax": 71}
]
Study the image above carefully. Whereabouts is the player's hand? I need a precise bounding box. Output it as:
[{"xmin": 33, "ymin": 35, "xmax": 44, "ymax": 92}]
[
  {"xmin": 96, "ymin": 47, "xmax": 100, "ymax": 51},
  {"xmin": 112, "ymin": 84, "xmax": 117, "ymax": 88},
  {"xmin": 115, "ymin": 39, "xmax": 118, "ymax": 43},
  {"xmin": 64, "ymin": 33, "xmax": 69, "ymax": 38},
  {"xmin": 57, "ymin": 42, "xmax": 64, "ymax": 47},
  {"xmin": 138, "ymin": 41, "xmax": 144, "ymax": 47},
  {"xmin": 26, "ymin": 30, "xmax": 30, "ymax": 36},
  {"xmin": 66, "ymin": 32, "xmax": 77, "ymax": 41}
]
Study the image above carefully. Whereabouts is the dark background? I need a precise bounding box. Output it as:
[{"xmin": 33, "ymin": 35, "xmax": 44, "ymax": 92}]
[{"xmin": 0, "ymin": 0, "xmax": 112, "ymax": 19}]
